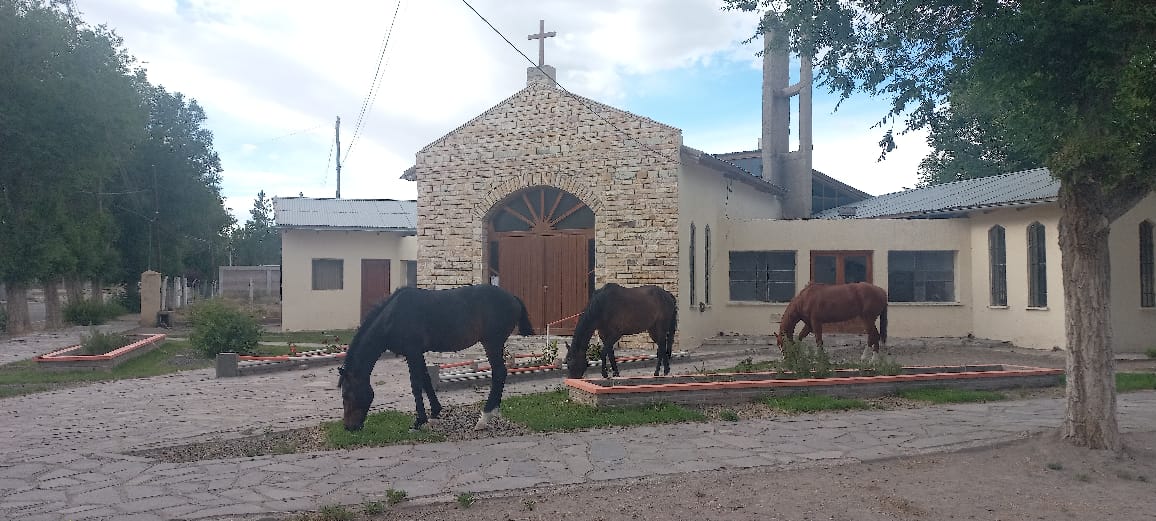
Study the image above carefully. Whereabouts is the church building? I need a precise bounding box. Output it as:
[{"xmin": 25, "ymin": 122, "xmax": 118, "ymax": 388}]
[{"xmin": 276, "ymin": 23, "xmax": 1156, "ymax": 354}]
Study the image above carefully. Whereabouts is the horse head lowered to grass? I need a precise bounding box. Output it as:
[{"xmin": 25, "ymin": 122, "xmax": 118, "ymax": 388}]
[
  {"xmin": 775, "ymin": 282, "xmax": 888, "ymax": 360},
  {"xmin": 337, "ymin": 284, "xmax": 534, "ymax": 432},
  {"xmin": 565, "ymin": 283, "xmax": 678, "ymax": 379}
]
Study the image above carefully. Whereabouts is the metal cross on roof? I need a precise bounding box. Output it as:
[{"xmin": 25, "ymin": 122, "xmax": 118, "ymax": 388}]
[{"xmin": 527, "ymin": 19, "xmax": 556, "ymax": 67}]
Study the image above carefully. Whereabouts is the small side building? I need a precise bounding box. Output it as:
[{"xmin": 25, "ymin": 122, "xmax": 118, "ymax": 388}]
[{"xmin": 275, "ymin": 197, "xmax": 418, "ymax": 331}]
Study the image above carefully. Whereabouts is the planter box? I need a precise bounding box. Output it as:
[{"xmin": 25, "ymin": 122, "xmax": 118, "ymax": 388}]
[
  {"xmin": 436, "ymin": 352, "xmax": 688, "ymax": 389},
  {"xmin": 216, "ymin": 348, "xmax": 347, "ymax": 377},
  {"xmin": 565, "ymin": 365, "xmax": 1063, "ymax": 408},
  {"xmin": 34, "ymin": 334, "xmax": 168, "ymax": 372}
]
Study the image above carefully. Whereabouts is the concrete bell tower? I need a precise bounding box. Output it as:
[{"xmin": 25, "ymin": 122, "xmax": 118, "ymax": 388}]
[{"xmin": 760, "ymin": 17, "xmax": 814, "ymax": 219}]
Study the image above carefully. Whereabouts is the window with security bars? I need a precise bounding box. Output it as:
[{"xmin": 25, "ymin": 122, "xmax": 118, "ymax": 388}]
[
  {"xmin": 704, "ymin": 225, "xmax": 712, "ymax": 305},
  {"xmin": 1027, "ymin": 222, "xmax": 1047, "ymax": 308},
  {"xmin": 729, "ymin": 251, "xmax": 796, "ymax": 303},
  {"xmin": 888, "ymin": 251, "xmax": 956, "ymax": 302},
  {"xmin": 311, "ymin": 259, "xmax": 343, "ymax": 290},
  {"xmin": 689, "ymin": 223, "xmax": 696, "ymax": 307},
  {"xmin": 1142, "ymin": 220, "xmax": 1154, "ymax": 308},
  {"xmin": 989, "ymin": 226, "xmax": 1007, "ymax": 306}
]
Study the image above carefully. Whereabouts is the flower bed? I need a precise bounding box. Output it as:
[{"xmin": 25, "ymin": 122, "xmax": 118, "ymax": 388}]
[
  {"xmin": 34, "ymin": 334, "xmax": 168, "ymax": 372},
  {"xmin": 565, "ymin": 364, "xmax": 1064, "ymax": 408}
]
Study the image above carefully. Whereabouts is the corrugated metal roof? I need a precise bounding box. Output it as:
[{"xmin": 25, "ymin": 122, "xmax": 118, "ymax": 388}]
[
  {"xmin": 273, "ymin": 197, "xmax": 416, "ymax": 231},
  {"xmin": 813, "ymin": 167, "xmax": 1059, "ymax": 219}
]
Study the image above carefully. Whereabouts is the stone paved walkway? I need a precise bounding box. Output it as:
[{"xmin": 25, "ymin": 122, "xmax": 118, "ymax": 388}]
[{"xmin": 1, "ymin": 326, "xmax": 1154, "ymax": 521}]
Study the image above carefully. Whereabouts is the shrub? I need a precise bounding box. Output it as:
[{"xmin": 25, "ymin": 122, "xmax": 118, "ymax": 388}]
[
  {"xmin": 0, "ymin": 306, "xmax": 7, "ymax": 333},
  {"xmin": 1146, "ymin": 347, "xmax": 1156, "ymax": 359},
  {"xmin": 80, "ymin": 330, "xmax": 132, "ymax": 355},
  {"xmin": 385, "ymin": 488, "xmax": 408, "ymax": 505},
  {"xmin": 781, "ymin": 339, "xmax": 832, "ymax": 378},
  {"xmin": 63, "ymin": 300, "xmax": 127, "ymax": 326},
  {"xmin": 586, "ymin": 341, "xmax": 603, "ymax": 362},
  {"xmin": 188, "ymin": 299, "xmax": 261, "ymax": 358}
]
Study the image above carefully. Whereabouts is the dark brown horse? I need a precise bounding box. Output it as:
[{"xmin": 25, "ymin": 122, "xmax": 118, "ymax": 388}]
[
  {"xmin": 776, "ymin": 282, "xmax": 888, "ymax": 360},
  {"xmin": 338, "ymin": 284, "xmax": 534, "ymax": 432},
  {"xmin": 565, "ymin": 283, "xmax": 678, "ymax": 379}
]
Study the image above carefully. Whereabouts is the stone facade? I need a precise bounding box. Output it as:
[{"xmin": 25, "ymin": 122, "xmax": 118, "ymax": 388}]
[{"xmin": 413, "ymin": 82, "xmax": 683, "ymax": 295}]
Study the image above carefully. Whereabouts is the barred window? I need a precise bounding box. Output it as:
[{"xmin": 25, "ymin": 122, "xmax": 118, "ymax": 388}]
[
  {"xmin": 729, "ymin": 251, "xmax": 796, "ymax": 303},
  {"xmin": 1027, "ymin": 222, "xmax": 1047, "ymax": 308},
  {"xmin": 1141, "ymin": 220, "xmax": 1154, "ymax": 308},
  {"xmin": 689, "ymin": 223, "xmax": 696, "ymax": 307},
  {"xmin": 888, "ymin": 251, "xmax": 955, "ymax": 302},
  {"xmin": 403, "ymin": 260, "xmax": 418, "ymax": 288},
  {"xmin": 989, "ymin": 226, "xmax": 1007, "ymax": 306},
  {"xmin": 704, "ymin": 225, "xmax": 712, "ymax": 305}
]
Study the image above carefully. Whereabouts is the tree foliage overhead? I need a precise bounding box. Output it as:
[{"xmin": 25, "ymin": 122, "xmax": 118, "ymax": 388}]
[
  {"xmin": 724, "ymin": 0, "xmax": 1156, "ymax": 450},
  {"xmin": 0, "ymin": 0, "xmax": 232, "ymax": 314}
]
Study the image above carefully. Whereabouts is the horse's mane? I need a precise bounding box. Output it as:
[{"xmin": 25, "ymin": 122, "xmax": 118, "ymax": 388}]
[
  {"xmin": 572, "ymin": 283, "xmax": 619, "ymax": 348},
  {"xmin": 343, "ymin": 287, "xmax": 420, "ymax": 372}
]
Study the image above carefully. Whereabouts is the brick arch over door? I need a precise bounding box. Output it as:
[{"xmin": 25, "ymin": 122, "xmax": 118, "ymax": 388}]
[{"xmin": 486, "ymin": 185, "xmax": 594, "ymax": 334}]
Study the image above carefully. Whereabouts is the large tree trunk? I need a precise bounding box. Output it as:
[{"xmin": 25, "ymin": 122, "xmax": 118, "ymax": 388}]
[
  {"xmin": 3, "ymin": 282, "xmax": 31, "ymax": 335},
  {"xmin": 1057, "ymin": 180, "xmax": 1119, "ymax": 451},
  {"xmin": 43, "ymin": 279, "xmax": 63, "ymax": 330},
  {"xmin": 65, "ymin": 276, "xmax": 85, "ymax": 305}
]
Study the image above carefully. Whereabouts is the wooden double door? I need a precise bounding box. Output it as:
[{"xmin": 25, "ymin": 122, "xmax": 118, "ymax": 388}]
[
  {"xmin": 497, "ymin": 233, "xmax": 589, "ymax": 334},
  {"xmin": 488, "ymin": 186, "xmax": 595, "ymax": 334}
]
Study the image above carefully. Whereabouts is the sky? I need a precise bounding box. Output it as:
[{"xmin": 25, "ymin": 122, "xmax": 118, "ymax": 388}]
[{"xmin": 74, "ymin": 0, "xmax": 930, "ymax": 225}]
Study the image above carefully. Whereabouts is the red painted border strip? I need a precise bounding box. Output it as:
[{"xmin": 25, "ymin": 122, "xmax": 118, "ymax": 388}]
[
  {"xmin": 35, "ymin": 334, "xmax": 168, "ymax": 362},
  {"xmin": 565, "ymin": 366, "xmax": 1063, "ymax": 395}
]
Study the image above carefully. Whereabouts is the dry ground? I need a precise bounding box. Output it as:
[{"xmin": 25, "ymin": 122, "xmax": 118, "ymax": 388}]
[{"xmin": 218, "ymin": 337, "xmax": 1156, "ymax": 521}]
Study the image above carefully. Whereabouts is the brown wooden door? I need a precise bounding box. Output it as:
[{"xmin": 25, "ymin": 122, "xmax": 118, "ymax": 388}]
[
  {"xmin": 810, "ymin": 251, "xmax": 873, "ymax": 333},
  {"xmin": 499, "ymin": 236, "xmax": 545, "ymax": 331},
  {"xmin": 360, "ymin": 259, "xmax": 390, "ymax": 320},
  {"xmin": 498, "ymin": 234, "xmax": 588, "ymax": 334},
  {"xmin": 543, "ymin": 234, "xmax": 589, "ymax": 334}
]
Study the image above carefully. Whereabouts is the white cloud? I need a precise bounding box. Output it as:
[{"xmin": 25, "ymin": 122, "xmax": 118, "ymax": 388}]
[{"xmin": 75, "ymin": 0, "xmax": 927, "ymax": 221}]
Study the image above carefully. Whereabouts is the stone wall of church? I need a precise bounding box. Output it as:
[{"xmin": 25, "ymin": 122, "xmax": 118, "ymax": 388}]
[{"xmin": 413, "ymin": 83, "xmax": 683, "ymax": 295}]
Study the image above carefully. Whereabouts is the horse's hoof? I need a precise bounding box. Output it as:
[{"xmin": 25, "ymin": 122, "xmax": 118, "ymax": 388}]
[{"xmin": 474, "ymin": 410, "xmax": 501, "ymax": 430}]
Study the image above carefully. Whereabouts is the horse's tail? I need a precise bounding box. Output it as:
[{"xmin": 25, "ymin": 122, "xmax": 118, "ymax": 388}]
[
  {"xmin": 666, "ymin": 296, "xmax": 678, "ymax": 355},
  {"xmin": 516, "ymin": 298, "xmax": 534, "ymax": 336},
  {"xmin": 879, "ymin": 302, "xmax": 888, "ymax": 344}
]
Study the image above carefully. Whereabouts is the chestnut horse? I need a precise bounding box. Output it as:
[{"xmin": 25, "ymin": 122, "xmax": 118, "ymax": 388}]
[
  {"xmin": 565, "ymin": 283, "xmax": 678, "ymax": 379},
  {"xmin": 338, "ymin": 285, "xmax": 534, "ymax": 432},
  {"xmin": 775, "ymin": 282, "xmax": 888, "ymax": 360}
]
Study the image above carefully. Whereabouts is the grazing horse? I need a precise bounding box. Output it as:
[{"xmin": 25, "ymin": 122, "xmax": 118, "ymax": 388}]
[
  {"xmin": 337, "ymin": 284, "xmax": 534, "ymax": 432},
  {"xmin": 565, "ymin": 283, "xmax": 678, "ymax": 379},
  {"xmin": 775, "ymin": 282, "xmax": 888, "ymax": 360}
]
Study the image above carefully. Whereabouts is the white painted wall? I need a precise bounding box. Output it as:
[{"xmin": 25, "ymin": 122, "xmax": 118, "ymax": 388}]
[
  {"xmin": 280, "ymin": 229, "xmax": 417, "ymax": 331},
  {"xmin": 1109, "ymin": 193, "xmax": 1156, "ymax": 353},
  {"xmin": 677, "ymin": 161, "xmax": 781, "ymax": 351},
  {"xmin": 713, "ymin": 218, "xmax": 975, "ymax": 341},
  {"xmin": 967, "ymin": 205, "xmax": 1066, "ymax": 350}
]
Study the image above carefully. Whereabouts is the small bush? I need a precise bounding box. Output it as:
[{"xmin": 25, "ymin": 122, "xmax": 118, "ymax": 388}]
[
  {"xmin": 385, "ymin": 488, "xmax": 408, "ymax": 505},
  {"xmin": 719, "ymin": 409, "xmax": 740, "ymax": 421},
  {"xmin": 63, "ymin": 300, "xmax": 127, "ymax": 326},
  {"xmin": 0, "ymin": 306, "xmax": 7, "ymax": 332},
  {"xmin": 456, "ymin": 492, "xmax": 475, "ymax": 508},
  {"xmin": 586, "ymin": 341, "xmax": 602, "ymax": 362},
  {"xmin": 1146, "ymin": 348, "xmax": 1156, "ymax": 359},
  {"xmin": 781, "ymin": 339, "xmax": 832, "ymax": 378},
  {"xmin": 188, "ymin": 299, "xmax": 261, "ymax": 358},
  {"xmin": 363, "ymin": 500, "xmax": 385, "ymax": 514},
  {"xmin": 80, "ymin": 330, "xmax": 132, "ymax": 355},
  {"xmin": 317, "ymin": 504, "xmax": 354, "ymax": 521}
]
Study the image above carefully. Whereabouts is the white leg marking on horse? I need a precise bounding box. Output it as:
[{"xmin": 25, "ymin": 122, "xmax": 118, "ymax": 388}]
[{"xmin": 475, "ymin": 409, "xmax": 501, "ymax": 430}]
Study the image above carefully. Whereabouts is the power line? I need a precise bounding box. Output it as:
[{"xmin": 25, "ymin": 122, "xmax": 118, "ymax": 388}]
[
  {"xmin": 458, "ymin": 0, "xmax": 681, "ymax": 166},
  {"xmin": 344, "ymin": 0, "xmax": 404, "ymax": 165}
]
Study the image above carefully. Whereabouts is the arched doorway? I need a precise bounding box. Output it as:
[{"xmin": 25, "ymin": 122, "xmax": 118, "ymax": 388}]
[{"xmin": 487, "ymin": 186, "xmax": 594, "ymax": 334}]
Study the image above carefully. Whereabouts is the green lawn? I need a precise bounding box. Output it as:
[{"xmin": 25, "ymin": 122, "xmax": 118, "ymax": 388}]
[
  {"xmin": 897, "ymin": 387, "xmax": 1007, "ymax": 404},
  {"xmin": 761, "ymin": 393, "xmax": 871, "ymax": 412},
  {"xmin": 499, "ymin": 389, "xmax": 705, "ymax": 431},
  {"xmin": 0, "ymin": 340, "xmax": 210, "ymax": 398},
  {"xmin": 1117, "ymin": 372, "xmax": 1156, "ymax": 392}
]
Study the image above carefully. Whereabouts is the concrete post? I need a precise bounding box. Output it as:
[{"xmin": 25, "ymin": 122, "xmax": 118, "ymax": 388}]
[
  {"xmin": 140, "ymin": 271, "xmax": 162, "ymax": 327},
  {"xmin": 216, "ymin": 352, "xmax": 240, "ymax": 378}
]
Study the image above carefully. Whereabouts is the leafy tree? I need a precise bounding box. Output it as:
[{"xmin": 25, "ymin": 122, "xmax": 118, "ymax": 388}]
[
  {"xmin": 725, "ymin": 0, "xmax": 1156, "ymax": 450},
  {"xmin": 0, "ymin": 0, "xmax": 145, "ymax": 332},
  {"xmin": 230, "ymin": 191, "xmax": 281, "ymax": 266}
]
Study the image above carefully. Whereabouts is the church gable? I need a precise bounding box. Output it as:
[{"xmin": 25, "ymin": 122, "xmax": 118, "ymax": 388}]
[{"xmin": 412, "ymin": 79, "xmax": 684, "ymax": 310}]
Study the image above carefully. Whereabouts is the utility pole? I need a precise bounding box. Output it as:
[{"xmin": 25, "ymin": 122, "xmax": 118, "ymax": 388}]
[{"xmin": 335, "ymin": 116, "xmax": 342, "ymax": 199}]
